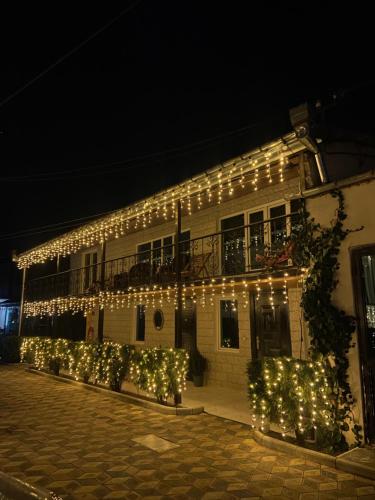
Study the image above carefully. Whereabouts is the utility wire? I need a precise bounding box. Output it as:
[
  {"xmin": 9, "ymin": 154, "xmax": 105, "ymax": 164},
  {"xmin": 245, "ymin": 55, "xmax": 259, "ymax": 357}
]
[
  {"xmin": 0, "ymin": 1, "xmax": 143, "ymax": 109},
  {"xmin": 0, "ymin": 116, "xmax": 274, "ymax": 182},
  {"xmin": 0, "ymin": 209, "xmax": 123, "ymax": 238},
  {"xmin": 0, "ymin": 166, "xmax": 282, "ymax": 242}
]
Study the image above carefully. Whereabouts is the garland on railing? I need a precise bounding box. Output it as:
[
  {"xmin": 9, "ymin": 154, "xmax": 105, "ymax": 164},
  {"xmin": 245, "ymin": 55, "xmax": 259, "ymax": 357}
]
[{"xmin": 20, "ymin": 337, "xmax": 188, "ymax": 402}]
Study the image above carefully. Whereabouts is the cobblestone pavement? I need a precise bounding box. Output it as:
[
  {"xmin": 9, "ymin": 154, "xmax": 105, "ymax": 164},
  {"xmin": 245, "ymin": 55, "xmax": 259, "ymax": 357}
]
[{"xmin": 1, "ymin": 365, "xmax": 375, "ymax": 500}]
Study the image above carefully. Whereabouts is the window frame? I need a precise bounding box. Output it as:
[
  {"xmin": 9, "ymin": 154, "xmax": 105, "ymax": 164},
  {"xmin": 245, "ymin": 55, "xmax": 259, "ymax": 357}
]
[
  {"xmin": 219, "ymin": 199, "xmax": 293, "ymax": 275},
  {"xmin": 136, "ymin": 230, "xmax": 191, "ymax": 267},
  {"xmin": 216, "ymin": 297, "xmax": 240, "ymax": 352},
  {"xmin": 134, "ymin": 304, "xmax": 146, "ymax": 343}
]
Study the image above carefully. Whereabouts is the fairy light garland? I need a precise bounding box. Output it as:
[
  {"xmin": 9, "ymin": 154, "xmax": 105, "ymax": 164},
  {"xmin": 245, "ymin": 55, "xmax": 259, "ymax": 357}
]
[
  {"xmin": 17, "ymin": 135, "xmax": 303, "ymax": 269},
  {"xmin": 24, "ymin": 275, "xmax": 298, "ymax": 317},
  {"xmin": 248, "ymin": 357, "xmax": 334, "ymax": 440},
  {"xmin": 21, "ymin": 337, "xmax": 189, "ymax": 402}
]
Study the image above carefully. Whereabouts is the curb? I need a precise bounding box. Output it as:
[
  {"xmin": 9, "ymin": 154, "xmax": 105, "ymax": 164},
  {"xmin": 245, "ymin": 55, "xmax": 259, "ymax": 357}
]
[
  {"xmin": 0, "ymin": 470, "xmax": 60, "ymax": 500},
  {"xmin": 253, "ymin": 430, "xmax": 374, "ymax": 480},
  {"xmin": 26, "ymin": 367, "xmax": 204, "ymax": 416}
]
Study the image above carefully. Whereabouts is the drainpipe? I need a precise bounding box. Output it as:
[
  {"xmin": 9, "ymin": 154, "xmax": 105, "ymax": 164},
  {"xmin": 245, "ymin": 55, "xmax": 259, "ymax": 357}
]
[{"xmin": 289, "ymin": 103, "xmax": 328, "ymax": 184}]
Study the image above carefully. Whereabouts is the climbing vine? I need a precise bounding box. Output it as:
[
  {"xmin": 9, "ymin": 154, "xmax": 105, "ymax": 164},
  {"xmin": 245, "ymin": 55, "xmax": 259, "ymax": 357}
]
[{"xmin": 290, "ymin": 189, "xmax": 364, "ymax": 449}]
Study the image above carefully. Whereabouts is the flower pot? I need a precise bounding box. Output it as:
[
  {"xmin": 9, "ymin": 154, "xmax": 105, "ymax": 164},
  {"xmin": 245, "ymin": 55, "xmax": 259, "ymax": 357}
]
[{"xmin": 193, "ymin": 374, "xmax": 204, "ymax": 387}]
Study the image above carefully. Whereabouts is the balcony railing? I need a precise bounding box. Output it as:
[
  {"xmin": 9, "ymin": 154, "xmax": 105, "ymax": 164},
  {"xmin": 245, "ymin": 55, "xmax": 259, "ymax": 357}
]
[{"xmin": 25, "ymin": 212, "xmax": 300, "ymax": 301}]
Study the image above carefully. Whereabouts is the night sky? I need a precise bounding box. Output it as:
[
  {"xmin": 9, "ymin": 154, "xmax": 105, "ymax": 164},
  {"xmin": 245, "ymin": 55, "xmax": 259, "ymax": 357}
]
[{"xmin": 1, "ymin": 2, "xmax": 374, "ymax": 286}]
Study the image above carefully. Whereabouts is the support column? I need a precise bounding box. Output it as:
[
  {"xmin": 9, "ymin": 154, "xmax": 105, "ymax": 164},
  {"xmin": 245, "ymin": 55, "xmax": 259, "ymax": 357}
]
[
  {"xmin": 97, "ymin": 242, "xmax": 106, "ymax": 343},
  {"xmin": 18, "ymin": 267, "xmax": 26, "ymax": 337},
  {"xmin": 174, "ymin": 200, "xmax": 182, "ymax": 406}
]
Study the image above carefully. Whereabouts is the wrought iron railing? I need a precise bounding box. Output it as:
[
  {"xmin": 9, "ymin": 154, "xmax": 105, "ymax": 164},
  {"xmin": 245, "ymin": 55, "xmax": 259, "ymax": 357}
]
[{"xmin": 25, "ymin": 212, "xmax": 300, "ymax": 301}]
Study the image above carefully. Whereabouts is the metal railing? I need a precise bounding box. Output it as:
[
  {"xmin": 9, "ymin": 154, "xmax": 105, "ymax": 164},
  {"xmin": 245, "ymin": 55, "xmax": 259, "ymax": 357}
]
[{"xmin": 25, "ymin": 212, "xmax": 300, "ymax": 301}]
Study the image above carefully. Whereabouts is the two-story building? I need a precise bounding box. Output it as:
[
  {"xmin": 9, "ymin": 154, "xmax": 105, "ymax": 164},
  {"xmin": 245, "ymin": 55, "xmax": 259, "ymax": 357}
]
[{"xmin": 16, "ymin": 104, "xmax": 375, "ymax": 443}]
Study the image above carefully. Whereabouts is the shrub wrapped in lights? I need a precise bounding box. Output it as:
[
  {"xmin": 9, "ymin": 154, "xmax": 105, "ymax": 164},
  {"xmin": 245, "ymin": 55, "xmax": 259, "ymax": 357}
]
[
  {"xmin": 129, "ymin": 347, "xmax": 189, "ymax": 403},
  {"xmin": 248, "ymin": 357, "xmax": 351, "ymax": 453},
  {"xmin": 20, "ymin": 337, "xmax": 188, "ymax": 403}
]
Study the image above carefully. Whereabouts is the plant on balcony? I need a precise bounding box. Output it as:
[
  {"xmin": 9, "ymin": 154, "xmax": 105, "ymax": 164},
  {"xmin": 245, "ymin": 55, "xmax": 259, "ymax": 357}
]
[
  {"xmin": 189, "ymin": 348, "xmax": 207, "ymax": 387},
  {"xmin": 255, "ymin": 241, "xmax": 294, "ymax": 271}
]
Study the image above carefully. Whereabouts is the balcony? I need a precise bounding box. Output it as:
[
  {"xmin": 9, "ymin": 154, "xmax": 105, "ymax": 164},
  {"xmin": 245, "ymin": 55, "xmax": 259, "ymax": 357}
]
[{"xmin": 25, "ymin": 212, "xmax": 300, "ymax": 302}]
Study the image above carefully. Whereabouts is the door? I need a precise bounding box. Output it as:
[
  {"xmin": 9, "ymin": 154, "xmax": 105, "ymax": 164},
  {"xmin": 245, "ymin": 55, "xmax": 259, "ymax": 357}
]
[
  {"xmin": 251, "ymin": 290, "xmax": 291, "ymax": 358},
  {"xmin": 181, "ymin": 298, "xmax": 197, "ymax": 352},
  {"xmin": 352, "ymin": 247, "xmax": 375, "ymax": 443}
]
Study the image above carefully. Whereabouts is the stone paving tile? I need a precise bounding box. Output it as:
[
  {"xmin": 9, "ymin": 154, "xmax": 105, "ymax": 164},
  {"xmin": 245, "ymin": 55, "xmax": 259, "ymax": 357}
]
[{"xmin": 1, "ymin": 364, "xmax": 375, "ymax": 500}]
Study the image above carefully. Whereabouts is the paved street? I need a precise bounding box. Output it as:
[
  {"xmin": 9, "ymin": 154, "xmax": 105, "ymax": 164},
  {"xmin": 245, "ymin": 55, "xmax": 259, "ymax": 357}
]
[{"xmin": 0, "ymin": 365, "xmax": 374, "ymax": 500}]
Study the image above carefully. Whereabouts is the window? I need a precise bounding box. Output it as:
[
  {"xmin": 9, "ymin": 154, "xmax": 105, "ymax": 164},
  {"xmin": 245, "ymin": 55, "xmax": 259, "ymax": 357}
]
[
  {"xmin": 221, "ymin": 215, "xmax": 245, "ymax": 275},
  {"xmin": 135, "ymin": 305, "xmax": 145, "ymax": 342},
  {"xmin": 137, "ymin": 242, "xmax": 152, "ymax": 264},
  {"xmin": 247, "ymin": 202, "xmax": 295, "ymax": 271},
  {"xmin": 269, "ymin": 204, "xmax": 287, "ymax": 252},
  {"xmin": 83, "ymin": 252, "xmax": 98, "ymax": 291},
  {"xmin": 179, "ymin": 230, "xmax": 190, "ymax": 268},
  {"xmin": 137, "ymin": 232, "xmax": 190, "ymax": 269},
  {"xmin": 249, "ymin": 211, "xmax": 264, "ymax": 269},
  {"xmin": 219, "ymin": 300, "xmax": 239, "ymax": 349}
]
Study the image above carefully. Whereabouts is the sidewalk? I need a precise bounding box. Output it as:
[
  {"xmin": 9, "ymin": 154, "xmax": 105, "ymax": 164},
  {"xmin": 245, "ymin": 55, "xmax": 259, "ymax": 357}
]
[
  {"xmin": 183, "ymin": 381, "xmax": 375, "ymax": 481},
  {"xmin": 183, "ymin": 381, "xmax": 253, "ymax": 426}
]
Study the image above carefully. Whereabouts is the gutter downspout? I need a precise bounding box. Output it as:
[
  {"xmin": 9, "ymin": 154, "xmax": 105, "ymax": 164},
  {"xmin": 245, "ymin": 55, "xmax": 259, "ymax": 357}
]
[{"xmin": 289, "ymin": 103, "xmax": 328, "ymax": 184}]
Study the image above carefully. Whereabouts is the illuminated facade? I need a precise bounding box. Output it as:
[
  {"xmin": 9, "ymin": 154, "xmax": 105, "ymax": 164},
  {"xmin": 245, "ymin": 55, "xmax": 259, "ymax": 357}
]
[{"xmin": 16, "ymin": 123, "xmax": 375, "ymax": 442}]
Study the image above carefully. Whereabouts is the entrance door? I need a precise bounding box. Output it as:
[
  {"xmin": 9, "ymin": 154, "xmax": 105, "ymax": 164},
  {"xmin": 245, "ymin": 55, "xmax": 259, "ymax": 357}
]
[
  {"xmin": 251, "ymin": 290, "xmax": 291, "ymax": 358},
  {"xmin": 181, "ymin": 298, "xmax": 197, "ymax": 353},
  {"xmin": 352, "ymin": 247, "xmax": 375, "ymax": 443}
]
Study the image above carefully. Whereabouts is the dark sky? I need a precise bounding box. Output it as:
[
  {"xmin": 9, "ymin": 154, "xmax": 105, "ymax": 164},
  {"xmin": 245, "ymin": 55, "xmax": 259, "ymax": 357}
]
[{"xmin": 0, "ymin": 1, "xmax": 374, "ymax": 270}]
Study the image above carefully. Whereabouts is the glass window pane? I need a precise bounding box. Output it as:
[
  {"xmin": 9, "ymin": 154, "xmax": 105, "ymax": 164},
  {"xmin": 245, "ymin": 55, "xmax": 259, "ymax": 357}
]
[
  {"xmin": 152, "ymin": 240, "xmax": 162, "ymax": 267},
  {"xmin": 137, "ymin": 242, "xmax": 151, "ymax": 263},
  {"xmin": 220, "ymin": 300, "xmax": 239, "ymax": 349},
  {"xmin": 180, "ymin": 231, "xmax": 191, "ymax": 267},
  {"xmin": 290, "ymin": 198, "xmax": 302, "ymax": 230},
  {"xmin": 362, "ymin": 255, "xmax": 375, "ymax": 353},
  {"xmin": 136, "ymin": 304, "xmax": 145, "ymax": 341},
  {"xmin": 249, "ymin": 211, "xmax": 264, "ymax": 269},
  {"xmin": 163, "ymin": 236, "xmax": 173, "ymax": 264},
  {"xmin": 221, "ymin": 215, "xmax": 245, "ymax": 275},
  {"xmin": 269, "ymin": 204, "xmax": 286, "ymax": 251}
]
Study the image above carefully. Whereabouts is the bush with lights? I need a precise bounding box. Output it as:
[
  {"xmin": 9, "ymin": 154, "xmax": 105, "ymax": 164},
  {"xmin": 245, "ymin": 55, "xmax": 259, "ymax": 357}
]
[
  {"xmin": 247, "ymin": 357, "xmax": 349, "ymax": 453},
  {"xmin": 129, "ymin": 347, "xmax": 189, "ymax": 403},
  {"xmin": 20, "ymin": 337, "xmax": 188, "ymax": 403},
  {"xmin": 248, "ymin": 191, "xmax": 364, "ymax": 453}
]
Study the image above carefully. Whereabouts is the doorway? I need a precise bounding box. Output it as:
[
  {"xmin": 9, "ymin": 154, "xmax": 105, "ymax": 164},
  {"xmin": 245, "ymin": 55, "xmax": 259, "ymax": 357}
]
[
  {"xmin": 181, "ymin": 298, "xmax": 197, "ymax": 352},
  {"xmin": 351, "ymin": 246, "xmax": 375, "ymax": 443},
  {"xmin": 251, "ymin": 290, "xmax": 291, "ymax": 359}
]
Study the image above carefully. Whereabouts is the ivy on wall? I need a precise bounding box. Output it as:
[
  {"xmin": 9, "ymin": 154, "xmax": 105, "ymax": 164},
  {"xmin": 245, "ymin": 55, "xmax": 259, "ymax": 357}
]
[
  {"xmin": 248, "ymin": 189, "xmax": 364, "ymax": 452},
  {"xmin": 290, "ymin": 189, "xmax": 363, "ymax": 448}
]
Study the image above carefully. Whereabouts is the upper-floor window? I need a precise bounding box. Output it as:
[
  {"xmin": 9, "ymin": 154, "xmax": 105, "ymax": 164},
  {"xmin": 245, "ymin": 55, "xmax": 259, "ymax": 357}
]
[
  {"xmin": 83, "ymin": 252, "xmax": 98, "ymax": 291},
  {"xmin": 221, "ymin": 214, "xmax": 245, "ymax": 275},
  {"xmin": 221, "ymin": 200, "xmax": 301, "ymax": 275},
  {"xmin": 137, "ymin": 231, "xmax": 190, "ymax": 269}
]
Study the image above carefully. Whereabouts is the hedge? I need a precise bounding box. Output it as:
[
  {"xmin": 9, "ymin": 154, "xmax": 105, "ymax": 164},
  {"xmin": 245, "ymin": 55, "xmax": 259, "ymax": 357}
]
[{"xmin": 20, "ymin": 337, "xmax": 189, "ymax": 402}]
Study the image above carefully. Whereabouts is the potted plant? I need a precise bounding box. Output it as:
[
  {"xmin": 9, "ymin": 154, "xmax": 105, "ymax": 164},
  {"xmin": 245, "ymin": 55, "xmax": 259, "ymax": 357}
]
[{"xmin": 190, "ymin": 349, "xmax": 207, "ymax": 387}]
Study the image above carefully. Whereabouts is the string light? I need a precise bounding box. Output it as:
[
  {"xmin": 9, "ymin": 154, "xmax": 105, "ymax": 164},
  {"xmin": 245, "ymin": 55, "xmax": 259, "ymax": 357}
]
[
  {"xmin": 249, "ymin": 357, "xmax": 334, "ymax": 439},
  {"xmin": 21, "ymin": 337, "xmax": 189, "ymax": 402},
  {"xmin": 17, "ymin": 142, "xmax": 297, "ymax": 269}
]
